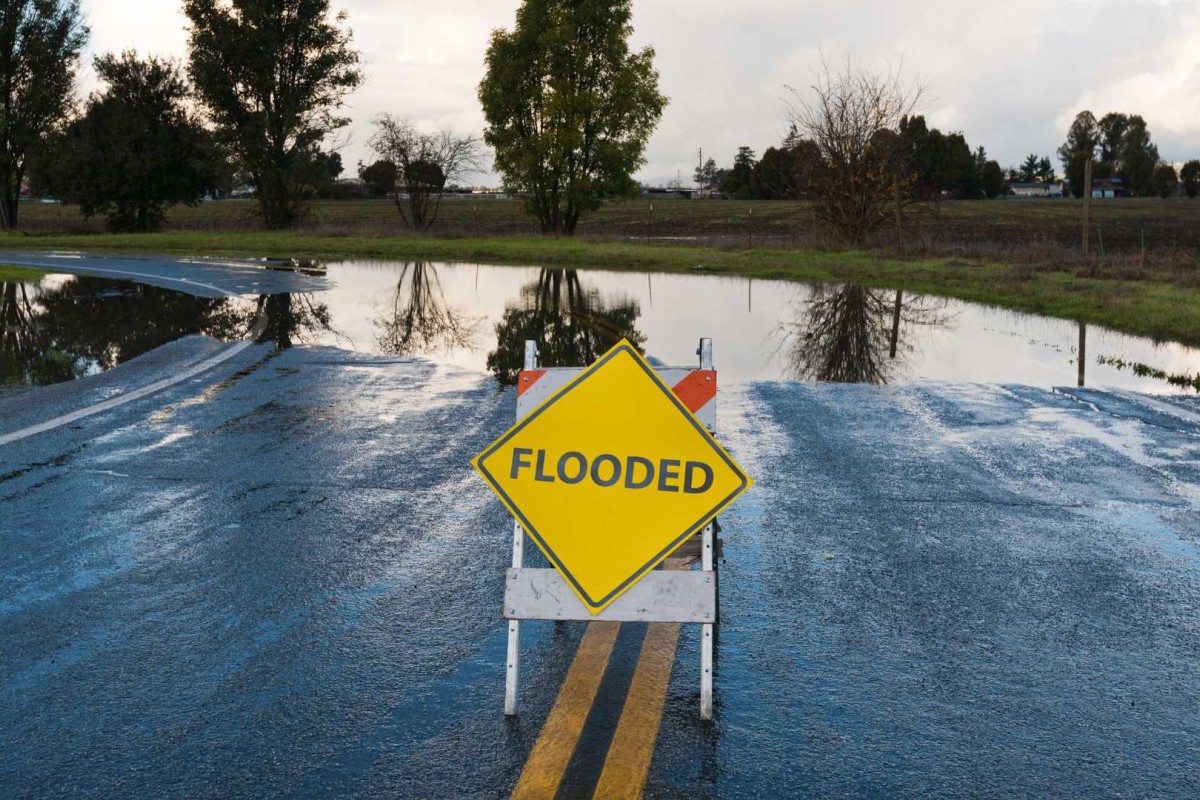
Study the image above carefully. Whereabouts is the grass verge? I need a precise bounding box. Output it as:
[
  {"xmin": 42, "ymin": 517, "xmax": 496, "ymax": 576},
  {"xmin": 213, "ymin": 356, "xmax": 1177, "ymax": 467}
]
[
  {"xmin": 2, "ymin": 230, "xmax": 1199, "ymax": 347},
  {"xmin": 0, "ymin": 265, "xmax": 46, "ymax": 281}
]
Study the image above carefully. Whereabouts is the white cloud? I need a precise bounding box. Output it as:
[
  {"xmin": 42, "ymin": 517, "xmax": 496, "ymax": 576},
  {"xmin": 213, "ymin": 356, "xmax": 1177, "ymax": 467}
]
[{"xmin": 75, "ymin": 0, "xmax": 1200, "ymax": 184}]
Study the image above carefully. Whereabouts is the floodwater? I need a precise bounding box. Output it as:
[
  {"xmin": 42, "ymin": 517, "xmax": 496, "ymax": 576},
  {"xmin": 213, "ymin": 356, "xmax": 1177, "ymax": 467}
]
[{"xmin": 4, "ymin": 260, "xmax": 1200, "ymax": 393}]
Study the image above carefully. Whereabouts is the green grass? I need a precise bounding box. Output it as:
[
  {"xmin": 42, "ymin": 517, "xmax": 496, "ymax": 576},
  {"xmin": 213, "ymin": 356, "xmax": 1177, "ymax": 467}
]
[
  {"xmin": 3, "ymin": 229, "xmax": 1200, "ymax": 347},
  {"xmin": 0, "ymin": 265, "xmax": 45, "ymax": 281}
]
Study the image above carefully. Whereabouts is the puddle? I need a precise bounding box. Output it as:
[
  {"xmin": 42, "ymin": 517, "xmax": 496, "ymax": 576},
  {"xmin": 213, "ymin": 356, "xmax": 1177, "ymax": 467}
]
[{"xmin": 4, "ymin": 260, "xmax": 1200, "ymax": 393}]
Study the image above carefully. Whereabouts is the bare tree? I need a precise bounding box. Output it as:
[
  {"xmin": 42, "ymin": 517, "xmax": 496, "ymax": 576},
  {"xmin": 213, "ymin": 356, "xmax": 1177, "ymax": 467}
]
[
  {"xmin": 786, "ymin": 59, "xmax": 923, "ymax": 243},
  {"xmin": 367, "ymin": 114, "xmax": 485, "ymax": 231}
]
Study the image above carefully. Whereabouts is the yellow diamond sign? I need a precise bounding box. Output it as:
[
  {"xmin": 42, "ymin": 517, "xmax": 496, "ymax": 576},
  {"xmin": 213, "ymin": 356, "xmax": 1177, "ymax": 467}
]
[{"xmin": 472, "ymin": 340, "xmax": 752, "ymax": 614}]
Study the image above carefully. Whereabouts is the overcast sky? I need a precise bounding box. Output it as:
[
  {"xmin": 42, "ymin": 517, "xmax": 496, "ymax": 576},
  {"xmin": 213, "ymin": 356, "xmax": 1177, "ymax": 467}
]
[{"xmin": 79, "ymin": 0, "xmax": 1200, "ymax": 185}]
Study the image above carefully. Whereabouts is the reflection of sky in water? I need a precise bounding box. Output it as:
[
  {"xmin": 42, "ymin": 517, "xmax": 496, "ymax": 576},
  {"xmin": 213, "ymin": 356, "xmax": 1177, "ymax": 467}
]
[
  {"xmin": 313, "ymin": 260, "xmax": 1200, "ymax": 393},
  {"xmin": 7, "ymin": 262, "xmax": 1200, "ymax": 394}
]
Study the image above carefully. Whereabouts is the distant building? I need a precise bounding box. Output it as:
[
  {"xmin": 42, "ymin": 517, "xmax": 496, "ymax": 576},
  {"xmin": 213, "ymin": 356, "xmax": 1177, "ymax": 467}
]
[
  {"xmin": 640, "ymin": 187, "xmax": 693, "ymax": 200},
  {"xmin": 1009, "ymin": 181, "xmax": 1063, "ymax": 198},
  {"xmin": 1061, "ymin": 177, "xmax": 1124, "ymax": 199}
]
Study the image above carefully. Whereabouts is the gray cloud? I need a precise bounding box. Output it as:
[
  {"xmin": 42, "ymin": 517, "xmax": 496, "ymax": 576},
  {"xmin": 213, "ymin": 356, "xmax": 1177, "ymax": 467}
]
[{"xmin": 79, "ymin": 0, "xmax": 1200, "ymax": 185}]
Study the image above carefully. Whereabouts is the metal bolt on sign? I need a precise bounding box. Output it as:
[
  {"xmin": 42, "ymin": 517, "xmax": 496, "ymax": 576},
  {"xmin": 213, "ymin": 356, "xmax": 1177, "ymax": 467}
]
[{"xmin": 471, "ymin": 338, "xmax": 752, "ymax": 720}]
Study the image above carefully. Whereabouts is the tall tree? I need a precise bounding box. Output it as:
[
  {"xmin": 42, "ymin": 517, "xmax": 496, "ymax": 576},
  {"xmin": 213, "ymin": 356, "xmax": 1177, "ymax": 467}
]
[
  {"xmin": 1118, "ymin": 115, "xmax": 1158, "ymax": 196},
  {"xmin": 980, "ymin": 160, "xmax": 1007, "ymax": 199},
  {"xmin": 0, "ymin": 0, "xmax": 87, "ymax": 228},
  {"xmin": 693, "ymin": 157, "xmax": 718, "ymax": 191},
  {"xmin": 1097, "ymin": 112, "xmax": 1129, "ymax": 174},
  {"xmin": 1152, "ymin": 163, "xmax": 1178, "ymax": 199},
  {"xmin": 358, "ymin": 160, "xmax": 397, "ymax": 197},
  {"xmin": 184, "ymin": 0, "xmax": 362, "ymax": 229},
  {"xmin": 1018, "ymin": 153, "xmax": 1040, "ymax": 182},
  {"xmin": 720, "ymin": 145, "xmax": 757, "ymax": 197},
  {"xmin": 1035, "ymin": 156, "xmax": 1055, "ymax": 182},
  {"xmin": 1181, "ymin": 160, "xmax": 1200, "ymax": 199},
  {"xmin": 1058, "ymin": 110, "xmax": 1100, "ymax": 175},
  {"xmin": 49, "ymin": 52, "xmax": 214, "ymax": 232},
  {"xmin": 479, "ymin": 0, "xmax": 667, "ymax": 236}
]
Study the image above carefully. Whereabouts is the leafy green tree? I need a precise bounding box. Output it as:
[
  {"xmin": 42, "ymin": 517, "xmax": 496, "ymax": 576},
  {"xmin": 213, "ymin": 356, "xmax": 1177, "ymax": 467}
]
[
  {"xmin": 479, "ymin": 0, "xmax": 667, "ymax": 235},
  {"xmin": 1118, "ymin": 115, "xmax": 1158, "ymax": 196},
  {"xmin": 1065, "ymin": 151, "xmax": 1092, "ymax": 198},
  {"xmin": 1098, "ymin": 112, "xmax": 1129, "ymax": 173},
  {"xmin": 1036, "ymin": 156, "xmax": 1056, "ymax": 182},
  {"xmin": 1018, "ymin": 154, "xmax": 1040, "ymax": 182},
  {"xmin": 980, "ymin": 159, "xmax": 1007, "ymax": 198},
  {"xmin": 184, "ymin": 0, "xmax": 362, "ymax": 229},
  {"xmin": 1181, "ymin": 160, "xmax": 1200, "ymax": 199},
  {"xmin": 751, "ymin": 139, "xmax": 820, "ymax": 199},
  {"xmin": 720, "ymin": 146, "xmax": 757, "ymax": 197},
  {"xmin": 1152, "ymin": 163, "xmax": 1178, "ymax": 198},
  {"xmin": 358, "ymin": 160, "xmax": 397, "ymax": 197},
  {"xmin": 49, "ymin": 52, "xmax": 213, "ymax": 232},
  {"xmin": 1058, "ymin": 110, "xmax": 1100, "ymax": 175},
  {"xmin": 900, "ymin": 117, "xmax": 979, "ymax": 199},
  {"xmin": 0, "ymin": 0, "xmax": 87, "ymax": 228},
  {"xmin": 693, "ymin": 157, "xmax": 718, "ymax": 191}
]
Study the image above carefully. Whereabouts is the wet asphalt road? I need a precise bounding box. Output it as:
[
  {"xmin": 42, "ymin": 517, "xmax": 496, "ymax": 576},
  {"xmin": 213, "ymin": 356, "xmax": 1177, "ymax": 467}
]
[{"xmin": 3, "ymin": 257, "xmax": 1200, "ymax": 798}]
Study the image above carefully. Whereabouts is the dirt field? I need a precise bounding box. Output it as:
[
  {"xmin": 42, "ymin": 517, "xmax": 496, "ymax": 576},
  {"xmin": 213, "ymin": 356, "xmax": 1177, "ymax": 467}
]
[{"xmin": 15, "ymin": 196, "xmax": 1200, "ymax": 254}]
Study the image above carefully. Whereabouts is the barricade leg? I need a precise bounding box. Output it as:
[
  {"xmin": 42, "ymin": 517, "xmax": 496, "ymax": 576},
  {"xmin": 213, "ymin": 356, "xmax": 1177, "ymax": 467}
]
[
  {"xmin": 701, "ymin": 520, "xmax": 715, "ymax": 720},
  {"xmin": 506, "ymin": 520, "xmax": 525, "ymax": 716}
]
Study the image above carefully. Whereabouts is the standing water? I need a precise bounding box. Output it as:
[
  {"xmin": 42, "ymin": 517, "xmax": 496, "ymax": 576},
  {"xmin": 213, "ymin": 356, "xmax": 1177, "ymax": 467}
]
[{"xmin": 3, "ymin": 260, "xmax": 1199, "ymax": 393}]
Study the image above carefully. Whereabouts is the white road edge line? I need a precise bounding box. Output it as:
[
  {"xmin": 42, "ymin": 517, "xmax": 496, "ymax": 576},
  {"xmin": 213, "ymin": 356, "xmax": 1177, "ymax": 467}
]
[
  {"xmin": 0, "ymin": 257, "xmax": 261, "ymax": 447},
  {"xmin": 0, "ymin": 340, "xmax": 256, "ymax": 447},
  {"xmin": 1, "ymin": 255, "xmax": 233, "ymax": 297}
]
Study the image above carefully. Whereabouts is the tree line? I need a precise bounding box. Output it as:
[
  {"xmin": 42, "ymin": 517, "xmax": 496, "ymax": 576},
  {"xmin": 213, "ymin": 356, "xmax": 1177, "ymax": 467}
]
[
  {"xmin": 1, "ymin": 0, "xmax": 1196, "ymax": 241},
  {"xmin": 704, "ymin": 110, "xmax": 1197, "ymax": 202}
]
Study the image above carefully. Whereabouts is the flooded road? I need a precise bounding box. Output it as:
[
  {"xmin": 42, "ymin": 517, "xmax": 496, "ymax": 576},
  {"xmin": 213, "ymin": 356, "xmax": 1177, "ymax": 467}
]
[{"xmin": 2, "ymin": 254, "xmax": 1200, "ymax": 798}]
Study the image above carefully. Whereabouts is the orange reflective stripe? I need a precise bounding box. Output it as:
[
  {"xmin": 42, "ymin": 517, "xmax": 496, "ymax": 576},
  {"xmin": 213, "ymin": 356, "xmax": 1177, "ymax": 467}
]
[
  {"xmin": 517, "ymin": 369, "xmax": 548, "ymax": 398},
  {"xmin": 671, "ymin": 370, "xmax": 716, "ymax": 413}
]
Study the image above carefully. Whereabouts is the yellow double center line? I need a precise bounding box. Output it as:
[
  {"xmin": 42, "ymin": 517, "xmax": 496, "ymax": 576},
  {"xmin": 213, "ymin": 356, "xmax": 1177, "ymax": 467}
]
[{"xmin": 511, "ymin": 564, "xmax": 688, "ymax": 799}]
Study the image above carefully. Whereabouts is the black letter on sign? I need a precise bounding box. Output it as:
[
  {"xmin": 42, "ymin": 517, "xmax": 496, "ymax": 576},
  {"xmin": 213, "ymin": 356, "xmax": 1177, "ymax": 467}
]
[
  {"xmin": 534, "ymin": 450, "xmax": 555, "ymax": 483},
  {"xmin": 557, "ymin": 452, "xmax": 587, "ymax": 484},
  {"xmin": 510, "ymin": 448, "xmax": 533, "ymax": 479},
  {"xmin": 625, "ymin": 456, "xmax": 654, "ymax": 489},
  {"xmin": 590, "ymin": 454, "xmax": 621, "ymax": 487},
  {"xmin": 658, "ymin": 459, "xmax": 681, "ymax": 492},
  {"xmin": 684, "ymin": 462, "xmax": 714, "ymax": 494}
]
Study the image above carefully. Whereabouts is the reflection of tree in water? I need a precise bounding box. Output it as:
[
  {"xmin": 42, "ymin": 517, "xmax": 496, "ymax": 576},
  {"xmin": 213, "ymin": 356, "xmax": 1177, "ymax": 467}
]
[
  {"xmin": 1, "ymin": 276, "xmax": 243, "ymax": 388},
  {"xmin": 779, "ymin": 284, "xmax": 949, "ymax": 384},
  {"xmin": 253, "ymin": 292, "xmax": 335, "ymax": 350},
  {"xmin": 373, "ymin": 262, "xmax": 479, "ymax": 356},
  {"xmin": 1, "ymin": 277, "xmax": 336, "ymax": 389},
  {"xmin": 487, "ymin": 269, "xmax": 646, "ymax": 386}
]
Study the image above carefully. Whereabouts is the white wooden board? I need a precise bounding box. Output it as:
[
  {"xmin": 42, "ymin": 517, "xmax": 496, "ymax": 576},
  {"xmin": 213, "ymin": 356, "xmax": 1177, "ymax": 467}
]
[{"xmin": 504, "ymin": 567, "xmax": 716, "ymax": 623}]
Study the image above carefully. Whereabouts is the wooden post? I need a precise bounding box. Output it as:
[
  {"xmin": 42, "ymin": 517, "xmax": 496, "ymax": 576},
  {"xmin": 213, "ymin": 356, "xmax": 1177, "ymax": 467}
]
[{"xmin": 1082, "ymin": 158, "xmax": 1093, "ymax": 255}]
